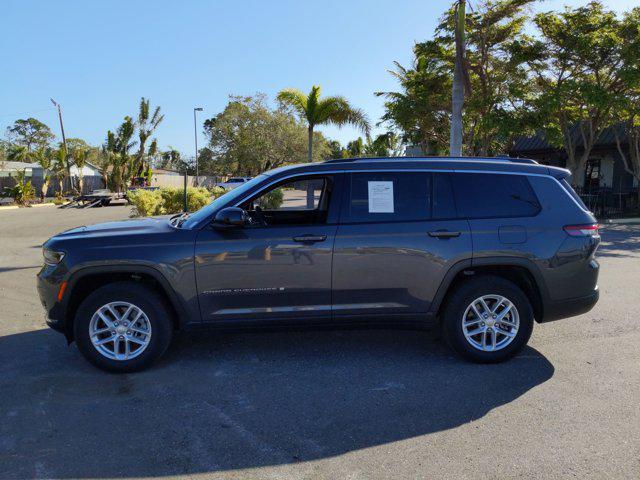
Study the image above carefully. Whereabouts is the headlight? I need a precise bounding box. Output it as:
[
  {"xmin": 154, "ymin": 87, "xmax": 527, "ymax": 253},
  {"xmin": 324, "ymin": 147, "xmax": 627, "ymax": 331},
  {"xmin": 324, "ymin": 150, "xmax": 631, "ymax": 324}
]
[{"xmin": 43, "ymin": 248, "xmax": 65, "ymax": 265}]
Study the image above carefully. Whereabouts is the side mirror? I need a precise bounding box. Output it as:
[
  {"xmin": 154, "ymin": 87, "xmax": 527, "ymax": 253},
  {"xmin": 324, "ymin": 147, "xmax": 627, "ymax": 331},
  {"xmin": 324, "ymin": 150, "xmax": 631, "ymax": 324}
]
[{"xmin": 213, "ymin": 207, "xmax": 247, "ymax": 228}]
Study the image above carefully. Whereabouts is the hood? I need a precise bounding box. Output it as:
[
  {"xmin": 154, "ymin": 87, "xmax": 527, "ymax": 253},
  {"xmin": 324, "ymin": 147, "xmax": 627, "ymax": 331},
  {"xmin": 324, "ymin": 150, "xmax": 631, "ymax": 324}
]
[{"xmin": 52, "ymin": 215, "xmax": 174, "ymax": 240}]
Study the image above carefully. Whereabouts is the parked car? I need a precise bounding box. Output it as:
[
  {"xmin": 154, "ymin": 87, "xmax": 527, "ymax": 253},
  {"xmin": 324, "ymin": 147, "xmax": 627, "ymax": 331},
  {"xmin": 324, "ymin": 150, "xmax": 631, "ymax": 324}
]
[
  {"xmin": 216, "ymin": 177, "xmax": 252, "ymax": 190},
  {"xmin": 38, "ymin": 157, "xmax": 600, "ymax": 372}
]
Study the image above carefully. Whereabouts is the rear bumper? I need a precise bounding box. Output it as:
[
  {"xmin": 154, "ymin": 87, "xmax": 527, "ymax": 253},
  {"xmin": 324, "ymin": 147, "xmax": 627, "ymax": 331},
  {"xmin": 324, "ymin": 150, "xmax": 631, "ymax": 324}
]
[{"xmin": 539, "ymin": 287, "xmax": 599, "ymax": 323}]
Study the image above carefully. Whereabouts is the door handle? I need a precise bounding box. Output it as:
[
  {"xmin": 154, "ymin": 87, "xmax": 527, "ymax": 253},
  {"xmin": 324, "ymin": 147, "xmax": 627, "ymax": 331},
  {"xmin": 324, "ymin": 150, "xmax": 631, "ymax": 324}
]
[
  {"xmin": 428, "ymin": 230, "xmax": 461, "ymax": 239},
  {"xmin": 293, "ymin": 234, "xmax": 327, "ymax": 243}
]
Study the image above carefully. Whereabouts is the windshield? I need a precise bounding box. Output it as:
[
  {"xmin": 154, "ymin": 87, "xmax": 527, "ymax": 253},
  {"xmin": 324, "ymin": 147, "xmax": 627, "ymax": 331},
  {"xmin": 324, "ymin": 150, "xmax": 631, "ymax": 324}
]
[{"xmin": 181, "ymin": 174, "xmax": 269, "ymax": 228}]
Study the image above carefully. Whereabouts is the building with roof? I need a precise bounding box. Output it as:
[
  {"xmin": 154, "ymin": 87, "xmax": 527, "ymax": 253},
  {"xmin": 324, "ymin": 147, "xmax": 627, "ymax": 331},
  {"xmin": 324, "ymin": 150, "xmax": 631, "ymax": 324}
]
[{"xmin": 509, "ymin": 125, "xmax": 637, "ymax": 194}]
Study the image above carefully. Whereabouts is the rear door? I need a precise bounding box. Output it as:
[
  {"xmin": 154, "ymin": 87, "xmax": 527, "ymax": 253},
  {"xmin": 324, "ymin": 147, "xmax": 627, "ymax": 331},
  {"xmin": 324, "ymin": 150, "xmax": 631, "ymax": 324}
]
[{"xmin": 332, "ymin": 171, "xmax": 472, "ymax": 320}]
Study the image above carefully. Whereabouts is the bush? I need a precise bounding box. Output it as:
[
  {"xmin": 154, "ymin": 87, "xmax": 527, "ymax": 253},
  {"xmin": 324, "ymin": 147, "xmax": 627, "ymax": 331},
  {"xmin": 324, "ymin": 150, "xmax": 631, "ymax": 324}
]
[
  {"xmin": 129, "ymin": 186, "xmax": 226, "ymax": 217},
  {"xmin": 128, "ymin": 189, "xmax": 164, "ymax": 216},
  {"xmin": 259, "ymin": 188, "xmax": 284, "ymax": 210},
  {"xmin": 2, "ymin": 170, "xmax": 35, "ymax": 206}
]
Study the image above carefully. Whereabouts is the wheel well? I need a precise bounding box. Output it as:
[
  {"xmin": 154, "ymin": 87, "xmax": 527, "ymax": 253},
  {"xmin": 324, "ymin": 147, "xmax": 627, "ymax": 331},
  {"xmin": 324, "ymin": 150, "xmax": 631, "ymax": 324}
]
[
  {"xmin": 65, "ymin": 272, "xmax": 180, "ymax": 338},
  {"xmin": 437, "ymin": 265, "xmax": 544, "ymax": 321}
]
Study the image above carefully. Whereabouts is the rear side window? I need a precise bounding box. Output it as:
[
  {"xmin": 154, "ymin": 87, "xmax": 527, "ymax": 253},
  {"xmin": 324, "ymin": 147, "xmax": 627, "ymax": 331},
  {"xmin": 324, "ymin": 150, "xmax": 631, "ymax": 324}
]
[
  {"xmin": 433, "ymin": 173, "xmax": 457, "ymax": 219},
  {"xmin": 560, "ymin": 178, "xmax": 588, "ymax": 211},
  {"xmin": 452, "ymin": 173, "xmax": 540, "ymax": 219},
  {"xmin": 348, "ymin": 172, "xmax": 431, "ymax": 223}
]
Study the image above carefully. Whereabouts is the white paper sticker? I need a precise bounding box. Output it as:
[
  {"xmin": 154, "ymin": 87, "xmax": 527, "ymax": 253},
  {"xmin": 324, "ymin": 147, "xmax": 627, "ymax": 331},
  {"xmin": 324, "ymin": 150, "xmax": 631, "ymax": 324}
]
[{"xmin": 368, "ymin": 181, "xmax": 394, "ymax": 213}]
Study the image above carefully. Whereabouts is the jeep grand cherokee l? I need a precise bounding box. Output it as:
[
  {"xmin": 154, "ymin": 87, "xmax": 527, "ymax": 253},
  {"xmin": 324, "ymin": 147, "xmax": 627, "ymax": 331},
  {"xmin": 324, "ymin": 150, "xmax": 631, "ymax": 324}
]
[{"xmin": 37, "ymin": 157, "xmax": 600, "ymax": 372}]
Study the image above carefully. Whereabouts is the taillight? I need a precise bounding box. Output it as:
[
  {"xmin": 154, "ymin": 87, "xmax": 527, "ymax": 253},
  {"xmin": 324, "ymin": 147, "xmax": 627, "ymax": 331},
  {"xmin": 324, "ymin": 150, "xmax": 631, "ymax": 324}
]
[{"xmin": 563, "ymin": 224, "xmax": 599, "ymax": 237}]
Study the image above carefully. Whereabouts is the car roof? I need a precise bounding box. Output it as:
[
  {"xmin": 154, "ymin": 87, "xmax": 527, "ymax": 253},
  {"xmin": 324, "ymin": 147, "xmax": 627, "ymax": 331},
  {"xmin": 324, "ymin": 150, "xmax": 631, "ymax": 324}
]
[{"xmin": 265, "ymin": 156, "xmax": 568, "ymax": 179}]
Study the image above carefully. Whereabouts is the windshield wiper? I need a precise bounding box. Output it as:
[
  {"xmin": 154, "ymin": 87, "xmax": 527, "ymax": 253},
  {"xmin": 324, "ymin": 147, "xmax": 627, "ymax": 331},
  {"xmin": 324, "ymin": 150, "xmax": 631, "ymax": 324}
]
[{"xmin": 510, "ymin": 194, "xmax": 541, "ymax": 209}]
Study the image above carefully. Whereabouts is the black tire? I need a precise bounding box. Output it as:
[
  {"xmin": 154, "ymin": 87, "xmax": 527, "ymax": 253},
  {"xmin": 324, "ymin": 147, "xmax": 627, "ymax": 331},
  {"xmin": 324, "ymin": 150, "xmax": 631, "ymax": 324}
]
[
  {"xmin": 74, "ymin": 281, "xmax": 173, "ymax": 372},
  {"xmin": 442, "ymin": 275, "xmax": 534, "ymax": 363}
]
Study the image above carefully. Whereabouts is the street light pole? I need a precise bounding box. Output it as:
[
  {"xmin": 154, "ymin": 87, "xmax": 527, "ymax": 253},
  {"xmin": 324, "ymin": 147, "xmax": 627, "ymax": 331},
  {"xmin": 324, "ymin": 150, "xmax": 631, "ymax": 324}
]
[
  {"xmin": 50, "ymin": 98, "xmax": 72, "ymax": 192},
  {"xmin": 193, "ymin": 107, "xmax": 203, "ymax": 186}
]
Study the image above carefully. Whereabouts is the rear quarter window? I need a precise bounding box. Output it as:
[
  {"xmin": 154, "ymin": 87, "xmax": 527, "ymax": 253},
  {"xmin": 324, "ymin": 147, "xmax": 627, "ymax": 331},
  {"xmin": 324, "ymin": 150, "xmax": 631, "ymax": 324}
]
[
  {"xmin": 452, "ymin": 173, "xmax": 541, "ymax": 219},
  {"xmin": 559, "ymin": 178, "xmax": 589, "ymax": 211}
]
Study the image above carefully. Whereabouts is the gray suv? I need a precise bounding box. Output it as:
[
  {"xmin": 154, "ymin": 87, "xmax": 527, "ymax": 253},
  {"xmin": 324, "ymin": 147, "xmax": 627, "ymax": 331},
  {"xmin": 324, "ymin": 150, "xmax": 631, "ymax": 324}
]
[{"xmin": 37, "ymin": 157, "xmax": 600, "ymax": 371}]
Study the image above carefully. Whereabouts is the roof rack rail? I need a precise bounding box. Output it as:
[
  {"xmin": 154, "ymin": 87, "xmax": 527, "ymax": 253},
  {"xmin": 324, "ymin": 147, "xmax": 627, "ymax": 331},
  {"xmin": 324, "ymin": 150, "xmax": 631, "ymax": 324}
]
[{"xmin": 324, "ymin": 156, "xmax": 538, "ymax": 165}]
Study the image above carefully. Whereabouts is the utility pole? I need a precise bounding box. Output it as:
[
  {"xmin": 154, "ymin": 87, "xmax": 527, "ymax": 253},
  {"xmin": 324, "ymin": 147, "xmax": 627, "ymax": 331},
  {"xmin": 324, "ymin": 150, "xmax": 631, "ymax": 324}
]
[
  {"xmin": 50, "ymin": 98, "xmax": 72, "ymax": 192},
  {"xmin": 194, "ymin": 107, "xmax": 203, "ymax": 186}
]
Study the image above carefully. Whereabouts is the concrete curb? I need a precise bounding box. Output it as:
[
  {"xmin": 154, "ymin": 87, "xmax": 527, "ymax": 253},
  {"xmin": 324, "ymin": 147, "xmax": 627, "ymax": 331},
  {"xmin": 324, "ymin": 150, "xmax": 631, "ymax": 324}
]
[
  {"xmin": 604, "ymin": 218, "xmax": 640, "ymax": 225},
  {"xmin": 0, "ymin": 203, "xmax": 56, "ymax": 212}
]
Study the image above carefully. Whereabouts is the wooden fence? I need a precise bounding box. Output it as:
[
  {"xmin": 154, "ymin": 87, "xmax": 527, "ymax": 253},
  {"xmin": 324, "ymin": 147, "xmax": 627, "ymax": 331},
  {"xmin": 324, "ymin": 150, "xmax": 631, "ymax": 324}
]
[{"xmin": 0, "ymin": 175, "xmax": 105, "ymax": 197}]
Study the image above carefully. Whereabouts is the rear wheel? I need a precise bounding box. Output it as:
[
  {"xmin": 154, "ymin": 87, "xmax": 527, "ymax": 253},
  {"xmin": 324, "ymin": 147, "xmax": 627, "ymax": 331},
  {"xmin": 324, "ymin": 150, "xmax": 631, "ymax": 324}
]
[
  {"xmin": 442, "ymin": 276, "xmax": 534, "ymax": 363},
  {"xmin": 74, "ymin": 281, "xmax": 173, "ymax": 372}
]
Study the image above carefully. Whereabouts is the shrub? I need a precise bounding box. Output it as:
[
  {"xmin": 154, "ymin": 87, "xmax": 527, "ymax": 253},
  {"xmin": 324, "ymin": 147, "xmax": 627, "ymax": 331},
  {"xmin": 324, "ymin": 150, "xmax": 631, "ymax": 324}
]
[
  {"xmin": 128, "ymin": 189, "xmax": 164, "ymax": 217},
  {"xmin": 259, "ymin": 188, "xmax": 284, "ymax": 210},
  {"xmin": 2, "ymin": 170, "xmax": 35, "ymax": 206},
  {"xmin": 129, "ymin": 186, "xmax": 225, "ymax": 217},
  {"xmin": 160, "ymin": 187, "xmax": 212, "ymax": 213}
]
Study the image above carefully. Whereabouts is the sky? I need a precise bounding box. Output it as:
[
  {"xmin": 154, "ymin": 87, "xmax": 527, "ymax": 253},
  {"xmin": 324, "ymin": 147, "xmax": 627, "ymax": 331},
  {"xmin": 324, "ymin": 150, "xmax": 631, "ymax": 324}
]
[{"xmin": 1, "ymin": 0, "xmax": 636, "ymax": 156}]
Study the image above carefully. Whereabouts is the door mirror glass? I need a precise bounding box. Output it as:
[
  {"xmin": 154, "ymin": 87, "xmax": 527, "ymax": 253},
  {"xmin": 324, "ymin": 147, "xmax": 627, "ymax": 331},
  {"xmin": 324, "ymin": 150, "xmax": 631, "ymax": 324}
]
[{"xmin": 213, "ymin": 207, "xmax": 247, "ymax": 228}]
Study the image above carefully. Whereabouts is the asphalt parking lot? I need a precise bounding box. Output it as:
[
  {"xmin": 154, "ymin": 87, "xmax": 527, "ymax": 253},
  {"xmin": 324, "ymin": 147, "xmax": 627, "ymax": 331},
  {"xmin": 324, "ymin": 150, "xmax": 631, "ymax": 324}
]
[{"xmin": 0, "ymin": 205, "xmax": 638, "ymax": 479}]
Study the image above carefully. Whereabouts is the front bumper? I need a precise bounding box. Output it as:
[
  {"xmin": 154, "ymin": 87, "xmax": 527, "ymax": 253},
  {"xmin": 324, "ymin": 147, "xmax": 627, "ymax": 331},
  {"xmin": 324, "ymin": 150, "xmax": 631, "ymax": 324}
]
[
  {"xmin": 37, "ymin": 266, "xmax": 68, "ymax": 335},
  {"xmin": 539, "ymin": 287, "xmax": 599, "ymax": 323}
]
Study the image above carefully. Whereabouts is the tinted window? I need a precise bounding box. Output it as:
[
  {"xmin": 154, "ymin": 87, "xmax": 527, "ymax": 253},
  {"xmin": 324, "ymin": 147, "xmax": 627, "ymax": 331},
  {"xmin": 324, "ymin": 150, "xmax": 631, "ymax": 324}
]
[
  {"xmin": 349, "ymin": 172, "xmax": 431, "ymax": 223},
  {"xmin": 560, "ymin": 178, "xmax": 588, "ymax": 210},
  {"xmin": 433, "ymin": 173, "xmax": 457, "ymax": 219},
  {"xmin": 453, "ymin": 173, "xmax": 540, "ymax": 218}
]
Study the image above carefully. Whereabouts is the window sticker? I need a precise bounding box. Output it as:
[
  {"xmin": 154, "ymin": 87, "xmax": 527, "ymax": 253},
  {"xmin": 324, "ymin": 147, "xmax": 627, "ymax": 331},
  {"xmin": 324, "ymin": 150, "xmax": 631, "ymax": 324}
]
[{"xmin": 367, "ymin": 181, "xmax": 394, "ymax": 213}]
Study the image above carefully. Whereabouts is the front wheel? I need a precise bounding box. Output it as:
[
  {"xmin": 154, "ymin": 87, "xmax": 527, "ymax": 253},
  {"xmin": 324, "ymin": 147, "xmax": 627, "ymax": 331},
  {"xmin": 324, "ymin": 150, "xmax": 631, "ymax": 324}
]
[
  {"xmin": 74, "ymin": 281, "xmax": 173, "ymax": 372},
  {"xmin": 442, "ymin": 276, "xmax": 534, "ymax": 363}
]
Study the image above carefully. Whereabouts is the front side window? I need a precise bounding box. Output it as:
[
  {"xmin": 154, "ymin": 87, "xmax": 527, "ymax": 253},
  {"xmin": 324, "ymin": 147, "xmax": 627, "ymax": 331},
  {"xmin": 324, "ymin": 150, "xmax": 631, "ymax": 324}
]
[
  {"xmin": 240, "ymin": 176, "xmax": 332, "ymax": 226},
  {"xmin": 347, "ymin": 172, "xmax": 432, "ymax": 223},
  {"xmin": 452, "ymin": 173, "xmax": 540, "ymax": 219}
]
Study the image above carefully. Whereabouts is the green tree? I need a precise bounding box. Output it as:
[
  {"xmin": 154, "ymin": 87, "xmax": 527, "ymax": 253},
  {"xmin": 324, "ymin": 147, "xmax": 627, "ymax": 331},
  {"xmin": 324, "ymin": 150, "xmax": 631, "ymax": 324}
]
[
  {"xmin": 104, "ymin": 117, "xmax": 137, "ymax": 192},
  {"xmin": 7, "ymin": 144, "xmax": 30, "ymax": 163},
  {"xmin": 6, "ymin": 118, "xmax": 55, "ymax": 152},
  {"xmin": 519, "ymin": 1, "xmax": 632, "ymax": 180},
  {"xmin": 379, "ymin": 0, "xmax": 535, "ymax": 156},
  {"xmin": 32, "ymin": 148, "xmax": 54, "ymax": 198},
  {"xmin": 159, "ymin": 147, "xmax": 183, "ymax": 171},
  {"xmin": 71, "ymin": 146, "xmax": 89, "ymax": 194},
  {"xmin": 51, "ymin": 147, "xmax": 68, "ymax": 195},
  {"xmin": 376, "ymin": 44, "xmax": 452, "ymax": 154},
  {"xmin": 135, "ymin": 98, "xmax": 164, "ymax": 179},
  {"xmin": 204, "ymin": 94, "xmax": 331, "ymax": 176},
  {"xmin": 612, "ymin": 7, "xmax": 640, "ymax": 203},
  {"xmin": 277, "ymin": 85, "xmax": 370, "ymax": 162},
  {"xmin": 327, "ymin": 140, "xmax": 347, "ymax": 159}
]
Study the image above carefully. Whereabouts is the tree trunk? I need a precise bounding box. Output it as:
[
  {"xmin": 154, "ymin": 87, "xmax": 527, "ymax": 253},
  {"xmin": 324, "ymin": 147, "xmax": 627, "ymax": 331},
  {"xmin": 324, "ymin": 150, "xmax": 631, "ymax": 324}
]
[
  {"xmin": 307, "ymin": 126, "xmax": 315, "ymax": 208},
  {"xmin": 308, "ymin": 126, "xmax": 314, "ymax": 162},
  {"xmin": 450, "ymin": 0, "xmax": 466, "ymax": 156}
]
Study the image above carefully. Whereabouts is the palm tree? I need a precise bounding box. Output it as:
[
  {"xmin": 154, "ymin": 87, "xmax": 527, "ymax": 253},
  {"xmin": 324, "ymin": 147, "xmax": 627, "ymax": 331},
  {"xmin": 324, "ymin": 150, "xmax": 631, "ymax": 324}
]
[
  {"xmin": 71, "ymin": 147, "xmax": 88, "ymax": 195},
  {"xmin": 51, "ymin": 147, "xmax": 67, "ymax": 196},
  {"xmin": 277, "ymin": 85, "xmax": 371, "ymax": 162},
  {"xmin": 135, "ymin": 98, "xmax": 164, "ymax": 178},
  {"xmin": 32, "ymin": 148, "xmax": 53, "ymax": 199},
  {"xmin": 450, "ymin": 0, "xmax": 467, "ymax": 156},
  {"xmin": 7, "ymin": 144, "xmax": 30, "ymax": 163}
]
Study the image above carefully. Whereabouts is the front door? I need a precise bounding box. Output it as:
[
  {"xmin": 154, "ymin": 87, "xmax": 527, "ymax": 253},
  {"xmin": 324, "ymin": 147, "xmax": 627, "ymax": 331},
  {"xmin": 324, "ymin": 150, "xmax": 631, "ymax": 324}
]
[
  {"xmin": 332, "ymin": 171, "xmax": 472, "ymax": 319},
  {"xmin": 195, "ymin": 174, "xmax": 343, "ymax": 324}
]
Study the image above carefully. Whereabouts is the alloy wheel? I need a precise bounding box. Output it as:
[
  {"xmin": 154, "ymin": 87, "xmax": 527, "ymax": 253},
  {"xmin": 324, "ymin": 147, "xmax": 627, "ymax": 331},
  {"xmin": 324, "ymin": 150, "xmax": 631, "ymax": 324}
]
[
  {"xmin": 461, "ymin": 294, "xmax": 520, "ymax": 352},
  {"xmin": 89, "ymin": 301, "xmax": 152, "ymax": 361}
]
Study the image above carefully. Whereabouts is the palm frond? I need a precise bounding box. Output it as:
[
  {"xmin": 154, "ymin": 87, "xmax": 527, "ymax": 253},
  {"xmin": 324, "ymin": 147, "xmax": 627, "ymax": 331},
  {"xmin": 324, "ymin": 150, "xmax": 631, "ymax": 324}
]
[{"xmin": 276, "ymin": 88, "xmax": 309, "ymax": 119}]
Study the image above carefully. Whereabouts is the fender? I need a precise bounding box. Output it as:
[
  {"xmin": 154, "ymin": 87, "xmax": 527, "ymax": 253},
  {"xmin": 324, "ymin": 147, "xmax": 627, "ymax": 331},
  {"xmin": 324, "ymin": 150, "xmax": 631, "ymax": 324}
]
[
  {"xmin": 429, "ymin": 256, "xmax": 550, "ymax": 318},
  {"xmin": 63, "ymin": 264, "xmax": 194, "ymax": 329}
]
